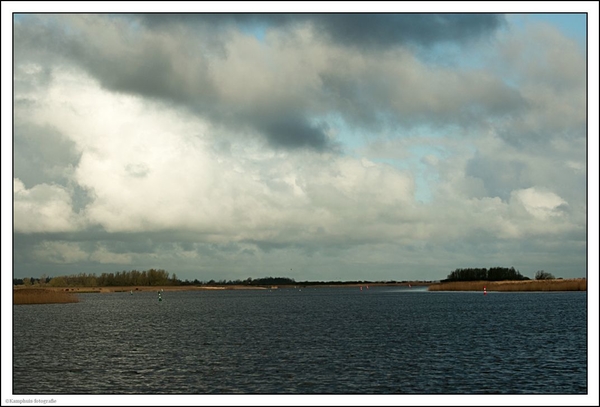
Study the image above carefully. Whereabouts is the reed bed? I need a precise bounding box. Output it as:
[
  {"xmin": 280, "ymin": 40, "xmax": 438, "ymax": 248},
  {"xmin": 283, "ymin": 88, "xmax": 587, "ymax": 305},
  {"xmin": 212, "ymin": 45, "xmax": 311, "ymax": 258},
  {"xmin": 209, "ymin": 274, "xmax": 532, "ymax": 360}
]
[
  {"xmin": 428, "ymin": 278, "xmax": 586, "ymax": 292},
  {"xmin": 14, "ymin": 288, "xmax": 80, "ymax": 305}
]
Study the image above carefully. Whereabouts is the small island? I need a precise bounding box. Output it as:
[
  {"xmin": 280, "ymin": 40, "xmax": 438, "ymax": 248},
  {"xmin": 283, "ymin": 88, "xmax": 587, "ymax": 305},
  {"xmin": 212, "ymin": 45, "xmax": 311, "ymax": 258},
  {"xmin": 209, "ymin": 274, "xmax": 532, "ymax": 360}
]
[{"xmin": 427, "ymin": 267, "xmax": 586, "ymax": 292}]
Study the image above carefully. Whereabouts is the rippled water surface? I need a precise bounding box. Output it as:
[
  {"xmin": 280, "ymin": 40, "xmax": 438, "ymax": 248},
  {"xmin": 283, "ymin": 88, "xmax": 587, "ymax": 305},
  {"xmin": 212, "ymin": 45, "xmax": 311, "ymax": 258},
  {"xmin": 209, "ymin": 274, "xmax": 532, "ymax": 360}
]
[{"xmin": 13, "ymin": 288, "xmax": 587, "ymax": 394}]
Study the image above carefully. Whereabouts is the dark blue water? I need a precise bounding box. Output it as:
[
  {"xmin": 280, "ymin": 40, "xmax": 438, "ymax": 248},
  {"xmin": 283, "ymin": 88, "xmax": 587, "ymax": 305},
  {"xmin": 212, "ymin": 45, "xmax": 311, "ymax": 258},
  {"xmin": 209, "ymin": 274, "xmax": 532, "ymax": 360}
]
[{"xmin": 12, "ymin": 288, "xmax": 587, "ymax": 394}]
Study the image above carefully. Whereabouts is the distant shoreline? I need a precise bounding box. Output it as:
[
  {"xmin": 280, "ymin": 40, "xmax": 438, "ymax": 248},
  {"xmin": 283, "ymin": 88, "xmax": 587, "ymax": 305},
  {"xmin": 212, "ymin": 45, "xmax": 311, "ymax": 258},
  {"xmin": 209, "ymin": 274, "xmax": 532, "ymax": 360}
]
[
  {"xmin": 13, "ymin": 279, "xmax": 586, "ymax": 304},
  {"xmin": 13, "ymin": 281, "xmax": 430, "ymax": 294}
]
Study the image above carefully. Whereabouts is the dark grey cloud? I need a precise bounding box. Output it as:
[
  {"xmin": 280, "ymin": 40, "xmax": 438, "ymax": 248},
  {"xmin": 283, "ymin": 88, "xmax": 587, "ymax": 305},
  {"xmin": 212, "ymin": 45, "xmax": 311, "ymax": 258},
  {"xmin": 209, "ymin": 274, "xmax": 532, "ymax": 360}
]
[
  {"xmin": 12, "ymin": 13, "xmax": 509, "ymax": 153},
  {"xmin": 13, "ymin": 15, "xmax": 217, "ymax": 105},
  {"xmin": 134, "ymin": 13, "xmax": 505, "ymax": 50},
  {"xmin": 14, "ymin": 14, "xmax": 340, "ymax": 152},
  {"xmin": 259, "ymin": 114, "xmax": 333, "ymax": 150},
  {"xmin": 311, "ymin": 14, "xmax": 505, "ymax": 50}
]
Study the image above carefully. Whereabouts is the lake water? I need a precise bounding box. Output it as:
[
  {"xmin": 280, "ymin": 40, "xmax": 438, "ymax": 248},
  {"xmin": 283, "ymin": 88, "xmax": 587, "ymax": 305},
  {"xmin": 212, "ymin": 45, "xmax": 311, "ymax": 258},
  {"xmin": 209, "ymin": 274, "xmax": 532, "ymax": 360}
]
[{"xmin": 12, "ymin": 287, "xmax": 587, "ymax": 394}]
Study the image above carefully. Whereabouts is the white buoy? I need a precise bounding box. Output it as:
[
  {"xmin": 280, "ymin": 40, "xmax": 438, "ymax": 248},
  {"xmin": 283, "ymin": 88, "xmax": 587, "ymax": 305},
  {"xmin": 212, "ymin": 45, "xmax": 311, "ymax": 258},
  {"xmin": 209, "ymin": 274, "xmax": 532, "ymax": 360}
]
[{"xmin": 483, "ymin": 286, "xmax": 487, "ymax": 295}]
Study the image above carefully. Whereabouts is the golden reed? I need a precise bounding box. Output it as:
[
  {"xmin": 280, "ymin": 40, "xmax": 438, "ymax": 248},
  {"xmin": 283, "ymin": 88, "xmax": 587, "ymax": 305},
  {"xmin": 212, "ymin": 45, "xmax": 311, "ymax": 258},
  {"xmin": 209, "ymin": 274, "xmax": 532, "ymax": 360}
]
[
  {"xmin": 13, "ymin": 288, "xmax": 80, "ymax": 305},
  {"xmin": 428, "ymin": 278, "xmax": 586, "ymax": 292}
]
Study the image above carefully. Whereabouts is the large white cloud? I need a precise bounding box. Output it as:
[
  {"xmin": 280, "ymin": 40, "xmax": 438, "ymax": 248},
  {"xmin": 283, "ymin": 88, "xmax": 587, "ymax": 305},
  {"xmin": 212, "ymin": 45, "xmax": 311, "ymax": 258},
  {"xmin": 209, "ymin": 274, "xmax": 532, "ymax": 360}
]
[{"xmin": 14, "ymin": 69, "xmax": 419, "ymax": 241}]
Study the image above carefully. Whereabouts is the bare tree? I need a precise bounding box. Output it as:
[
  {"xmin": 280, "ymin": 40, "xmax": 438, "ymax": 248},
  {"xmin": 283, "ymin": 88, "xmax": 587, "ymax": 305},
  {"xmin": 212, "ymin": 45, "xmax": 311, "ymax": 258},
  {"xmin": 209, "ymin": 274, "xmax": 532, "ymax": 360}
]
[{"xmin": 535, "ymin": 270, "xmax": 555, "ymax": 280}]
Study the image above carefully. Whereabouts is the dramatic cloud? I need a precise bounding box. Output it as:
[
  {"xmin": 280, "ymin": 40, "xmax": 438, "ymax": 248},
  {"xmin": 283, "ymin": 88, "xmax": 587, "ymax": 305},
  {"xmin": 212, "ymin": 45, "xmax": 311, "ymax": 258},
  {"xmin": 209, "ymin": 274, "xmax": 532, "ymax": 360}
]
[
  {"xmin": 8, "ymin": 12, "xmax": 590, "ymax": 282},
  {"xmin": 135, "ymin": 13, "xmax": 506, "ymax": 50},
  {"xmin": 12, "ymin": 14, "xmax": 511, "ymax": 151}
]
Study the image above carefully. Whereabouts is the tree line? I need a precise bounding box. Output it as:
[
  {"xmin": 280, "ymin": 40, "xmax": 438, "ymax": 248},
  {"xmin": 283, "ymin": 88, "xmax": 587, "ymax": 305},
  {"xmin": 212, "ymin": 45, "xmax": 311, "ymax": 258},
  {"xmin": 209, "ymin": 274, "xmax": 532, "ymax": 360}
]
[
  {"xmin": 13, "ymin": 269, "xmax": 177, "ymax": 287},
  {"xmin": 13, "ymin": 272, "xmax": 434, "ymax": 287},
  {"xmin": 13, "ymin": 268, "xmax": 557, "ymax": 286},
  {"xmin": 12, "ymin": 272, "xmax": 300, "ymax": 287},
  {"xmin": 443, "ymin": 267, "xmax": 530, "ymax": 282}
]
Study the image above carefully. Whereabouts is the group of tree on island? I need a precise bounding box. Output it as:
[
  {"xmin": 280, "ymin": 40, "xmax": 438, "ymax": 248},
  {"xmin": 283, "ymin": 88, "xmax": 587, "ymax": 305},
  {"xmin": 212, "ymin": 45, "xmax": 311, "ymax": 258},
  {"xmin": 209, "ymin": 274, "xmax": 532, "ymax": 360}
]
[
  {"xmin": 443, "ymin": 267, "xmax": 558, "ymax": 282},
  {"xmin": 443, "ymin": 267, "xmax": 528, "ymax": 282}
]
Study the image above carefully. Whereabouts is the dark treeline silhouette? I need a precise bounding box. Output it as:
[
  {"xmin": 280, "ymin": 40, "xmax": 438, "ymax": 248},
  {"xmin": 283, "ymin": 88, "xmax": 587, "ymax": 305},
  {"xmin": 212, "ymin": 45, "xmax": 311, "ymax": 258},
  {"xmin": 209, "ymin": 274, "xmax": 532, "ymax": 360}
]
[
  {"xmin": 13, "ymin": 272, "xmax": 298, "ymax": 287},
  {"xmin": 443, "ymin": 267, "xmax": 529, "ymax": 282},
  {"xmin": 13, "ymin": 269, "xmax": 177, "ymax": 287},
  {"xmin": 14, "ymin": 272, "xmax": 433, "ymax": 287}
]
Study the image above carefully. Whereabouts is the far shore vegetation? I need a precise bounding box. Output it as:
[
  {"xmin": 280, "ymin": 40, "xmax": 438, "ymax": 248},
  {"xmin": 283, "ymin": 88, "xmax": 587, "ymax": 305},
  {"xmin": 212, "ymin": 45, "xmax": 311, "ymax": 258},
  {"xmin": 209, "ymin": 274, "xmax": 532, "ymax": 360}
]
[{"xmin": 13, "ymin": 267, "xmax": 585, "ymax": 304}]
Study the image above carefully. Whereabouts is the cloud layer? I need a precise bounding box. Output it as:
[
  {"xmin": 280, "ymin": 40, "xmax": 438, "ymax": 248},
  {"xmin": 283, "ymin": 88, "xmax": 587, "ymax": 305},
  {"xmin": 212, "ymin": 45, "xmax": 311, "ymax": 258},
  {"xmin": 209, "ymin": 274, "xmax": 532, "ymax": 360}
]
[{"xmin": 11, "ymin": 13, "xmax": 588, "ymax": 281}]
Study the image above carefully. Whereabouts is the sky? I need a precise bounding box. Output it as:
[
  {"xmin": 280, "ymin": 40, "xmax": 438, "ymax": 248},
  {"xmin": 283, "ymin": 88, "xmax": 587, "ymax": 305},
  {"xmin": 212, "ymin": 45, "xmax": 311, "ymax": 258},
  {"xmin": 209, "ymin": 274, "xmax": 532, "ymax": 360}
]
[{"xmin": 3, "ymin": 3, "xmax": 599, "ymax": 285}]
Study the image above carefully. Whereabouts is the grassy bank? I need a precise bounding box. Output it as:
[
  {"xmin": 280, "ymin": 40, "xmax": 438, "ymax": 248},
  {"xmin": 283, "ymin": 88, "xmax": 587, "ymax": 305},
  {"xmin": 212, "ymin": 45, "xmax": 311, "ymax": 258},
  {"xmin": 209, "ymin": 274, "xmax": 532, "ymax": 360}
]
[
  {"xmin": 14, "ymin": 288, "xmax": 80, "ymax": 305},
  {"xmin": 428, "ymin": 278, "xmax": 586, "ymax": 292}
]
